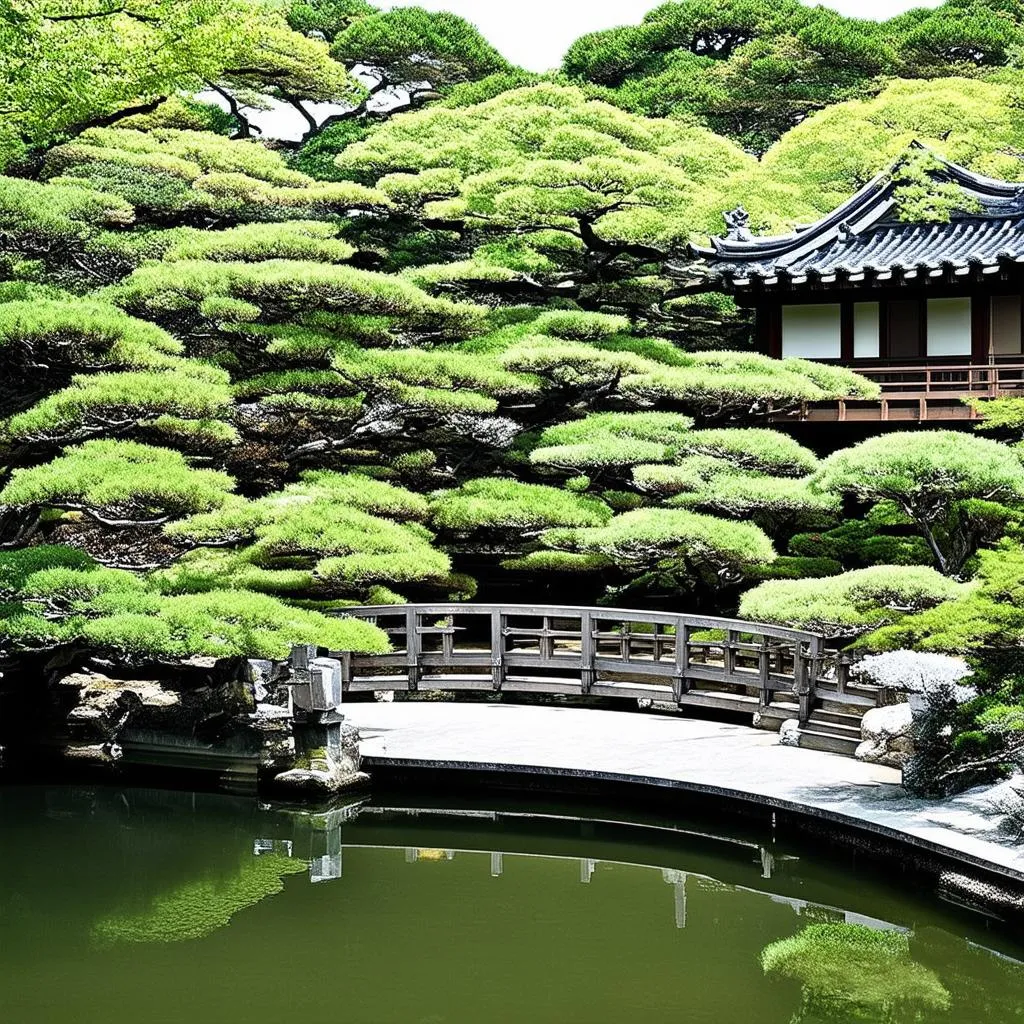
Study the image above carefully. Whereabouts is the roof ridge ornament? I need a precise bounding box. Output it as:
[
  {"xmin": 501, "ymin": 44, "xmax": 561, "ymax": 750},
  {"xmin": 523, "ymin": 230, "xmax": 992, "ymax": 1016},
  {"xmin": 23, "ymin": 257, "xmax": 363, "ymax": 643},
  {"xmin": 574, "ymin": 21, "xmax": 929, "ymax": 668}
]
[
  {"xmin": 837, "ymin": 221, "xmax": 856, "ymax": 241},
  {"xmin": 723, "ymin": 205, "xmax": 752, "ymax": 241}
]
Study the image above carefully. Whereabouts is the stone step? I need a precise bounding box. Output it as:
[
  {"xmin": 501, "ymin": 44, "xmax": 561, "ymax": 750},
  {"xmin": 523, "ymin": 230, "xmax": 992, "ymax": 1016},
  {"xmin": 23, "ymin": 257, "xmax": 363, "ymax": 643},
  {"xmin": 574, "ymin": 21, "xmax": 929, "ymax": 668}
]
[
  {"xmin": 812, "ymin": 708, "xmax": 866, "ymax": 727},
  {"xmin": 818, "ymin": 693, "xmax": 876, "ymax": 712},
  {"xmin": 805, "ymin": 717, "xmax": 862, "ymax": 740},
  {"xmin": 794, "ymin": 729, "xmax": 860, "ymax": 757}
]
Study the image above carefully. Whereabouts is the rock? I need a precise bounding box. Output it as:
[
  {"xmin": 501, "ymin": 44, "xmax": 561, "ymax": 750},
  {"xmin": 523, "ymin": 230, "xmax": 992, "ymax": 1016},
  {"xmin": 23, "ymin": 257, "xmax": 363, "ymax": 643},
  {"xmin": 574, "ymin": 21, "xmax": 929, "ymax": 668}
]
[
  {"xmin": 271, "ymin": 765, "xmax": 371, "ymax": 798},
  {"xmin": 856, "ymin": 702, "xmax": 914, "ymax": 769},
  {"xmin": 62, "ymin": 742, "xmax": 122, "ymax": 765},
  {"xmin": 271, "ymin": 720, "xmax": 366, "ymax": 799},
  {"xmin": 246, "ymin": 659, "xmax": 275, "ymax": 702},
  {"xmin": 779, "ymin": 719, "xmax": 801, "ymax": 747}
]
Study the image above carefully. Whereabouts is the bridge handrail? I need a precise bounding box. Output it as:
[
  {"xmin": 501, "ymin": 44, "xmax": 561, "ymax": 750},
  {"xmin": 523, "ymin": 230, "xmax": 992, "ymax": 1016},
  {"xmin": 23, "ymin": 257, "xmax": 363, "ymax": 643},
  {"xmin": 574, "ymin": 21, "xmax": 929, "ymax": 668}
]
[{"xmin": 338, "ymin": 603, "xmax": 825, "ymax": 646}]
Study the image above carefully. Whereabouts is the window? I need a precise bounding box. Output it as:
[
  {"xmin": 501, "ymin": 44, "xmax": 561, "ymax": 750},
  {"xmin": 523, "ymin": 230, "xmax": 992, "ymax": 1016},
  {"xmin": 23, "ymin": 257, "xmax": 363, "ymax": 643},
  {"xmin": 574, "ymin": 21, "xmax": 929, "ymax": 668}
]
[
  {"xmin": 926, "ymin": 297, "xmax": 971, "ymax": 357},
  {"xmin": 853, "ymin": 302, "xmax": 879, "ymax": 359},
  {"xmin": 781, "ymin": 304, "xmax": 841, "ymax": 359}
]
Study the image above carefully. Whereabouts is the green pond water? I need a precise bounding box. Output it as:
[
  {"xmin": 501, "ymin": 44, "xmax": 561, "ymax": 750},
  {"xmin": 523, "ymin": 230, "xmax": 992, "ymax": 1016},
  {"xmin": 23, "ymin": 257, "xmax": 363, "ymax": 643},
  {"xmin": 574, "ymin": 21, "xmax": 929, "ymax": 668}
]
[{"xmin": 2, "ymin": 786, "xmax": 1024, "ymax": 1024}]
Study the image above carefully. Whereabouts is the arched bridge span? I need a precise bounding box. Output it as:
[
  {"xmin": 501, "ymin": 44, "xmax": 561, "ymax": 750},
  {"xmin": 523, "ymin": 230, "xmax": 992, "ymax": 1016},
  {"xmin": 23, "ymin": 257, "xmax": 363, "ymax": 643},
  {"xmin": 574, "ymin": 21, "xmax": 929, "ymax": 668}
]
[{"xmin": 330, "ymin": 605, "xmax": 878, "ymax": 725}]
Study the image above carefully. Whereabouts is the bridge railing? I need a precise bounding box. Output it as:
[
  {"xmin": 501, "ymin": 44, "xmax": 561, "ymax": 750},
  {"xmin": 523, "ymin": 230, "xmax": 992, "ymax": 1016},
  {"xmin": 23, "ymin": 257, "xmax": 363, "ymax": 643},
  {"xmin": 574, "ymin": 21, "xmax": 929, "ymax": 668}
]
[{"xmin": 330, "ymin": 604, "xmax": 846, "ymax": 723}]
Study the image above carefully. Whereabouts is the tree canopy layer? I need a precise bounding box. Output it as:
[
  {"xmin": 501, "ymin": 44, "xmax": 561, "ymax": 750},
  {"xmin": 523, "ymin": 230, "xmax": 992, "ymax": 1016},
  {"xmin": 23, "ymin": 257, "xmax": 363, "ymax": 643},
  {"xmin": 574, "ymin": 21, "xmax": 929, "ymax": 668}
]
[
  {"xmin": 812, "ymin": 431, "xmax": 1024, "ymax": 576},
  {"xmin": 562, "ymin": 0, "xmax": 1024, "ymax": 154},
  {"xmin": 2, "ymin": 0, "xmax": 1024, "ymax": 719},
  {"xmin": 0, "ymin": 0, "xmax": 363, "ymax": 170},
  {"xmin": 722, "ymin": 75, "xmax": 1024, "ymax": 232}
]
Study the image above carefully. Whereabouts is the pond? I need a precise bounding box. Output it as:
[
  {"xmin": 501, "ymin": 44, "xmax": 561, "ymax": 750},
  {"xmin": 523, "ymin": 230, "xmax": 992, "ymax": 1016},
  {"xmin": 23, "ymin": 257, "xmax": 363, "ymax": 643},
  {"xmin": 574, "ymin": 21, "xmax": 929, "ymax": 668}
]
[{"xmin": 1, "ymin": 785, "xmax": 1023, "ymax": 1024}]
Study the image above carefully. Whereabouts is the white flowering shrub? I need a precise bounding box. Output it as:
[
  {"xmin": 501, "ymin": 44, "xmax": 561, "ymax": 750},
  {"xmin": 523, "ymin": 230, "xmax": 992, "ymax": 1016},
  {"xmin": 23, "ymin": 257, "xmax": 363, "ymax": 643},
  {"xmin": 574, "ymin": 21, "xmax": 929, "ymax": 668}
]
[{"xmin": 853, "ymin": 650, "xmax": 975, "ymax": 702}]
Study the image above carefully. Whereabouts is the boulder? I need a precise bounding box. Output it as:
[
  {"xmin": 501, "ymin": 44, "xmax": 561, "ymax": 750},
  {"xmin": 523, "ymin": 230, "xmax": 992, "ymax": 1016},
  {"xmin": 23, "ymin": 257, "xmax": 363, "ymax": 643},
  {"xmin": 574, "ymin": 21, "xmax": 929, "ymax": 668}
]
[
  {"xmin": 779, "ymin": 719, "xmax": 801, "ymax": 747},
  {"xmin": 856, "ymin": 702, "xmax": 914, "ymax": 769}
]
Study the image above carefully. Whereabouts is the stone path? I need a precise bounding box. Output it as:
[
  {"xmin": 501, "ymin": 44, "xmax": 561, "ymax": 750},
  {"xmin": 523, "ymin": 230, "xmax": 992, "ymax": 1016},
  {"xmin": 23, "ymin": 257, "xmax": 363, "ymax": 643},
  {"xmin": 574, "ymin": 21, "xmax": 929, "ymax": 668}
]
[{"xmin": 345, "ymin": 701, "xmax": 1024, "ymax": 881}]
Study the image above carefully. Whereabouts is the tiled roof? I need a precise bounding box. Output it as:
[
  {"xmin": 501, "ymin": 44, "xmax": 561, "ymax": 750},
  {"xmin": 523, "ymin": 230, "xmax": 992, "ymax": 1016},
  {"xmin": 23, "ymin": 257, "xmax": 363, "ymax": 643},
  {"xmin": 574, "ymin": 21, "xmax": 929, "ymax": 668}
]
[{"xmin": 686, "ymin": 144, "xmax": 1024, "ymax": 289}]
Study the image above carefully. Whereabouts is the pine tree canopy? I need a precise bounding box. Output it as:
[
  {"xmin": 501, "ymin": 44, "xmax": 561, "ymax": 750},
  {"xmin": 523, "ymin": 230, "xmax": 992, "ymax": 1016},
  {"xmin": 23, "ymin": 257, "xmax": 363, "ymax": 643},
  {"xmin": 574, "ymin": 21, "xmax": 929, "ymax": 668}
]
[{"xmin": 3, "ymin": 0, "xmax": 1024, "ymax": 669}]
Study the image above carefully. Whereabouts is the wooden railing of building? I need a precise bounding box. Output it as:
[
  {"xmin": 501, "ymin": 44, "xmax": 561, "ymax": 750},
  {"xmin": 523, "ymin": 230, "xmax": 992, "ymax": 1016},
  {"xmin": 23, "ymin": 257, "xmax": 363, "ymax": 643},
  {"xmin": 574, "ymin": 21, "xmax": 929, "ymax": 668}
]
[
  {"xmin": 330, "ymin": 604, "xmax": 874, "ymax": 725},
  {"xmin": 781, "ymin": 361, "xmax": 1024, "ymax": 423}
]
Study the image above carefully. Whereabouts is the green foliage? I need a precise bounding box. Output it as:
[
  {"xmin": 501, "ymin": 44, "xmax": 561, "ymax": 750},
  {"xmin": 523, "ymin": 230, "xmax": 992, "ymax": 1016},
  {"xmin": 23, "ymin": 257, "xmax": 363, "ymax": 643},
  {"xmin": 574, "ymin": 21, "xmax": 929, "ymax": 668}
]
[
  {"xmin": 789, "ymin": 515, "xmax": 934, "ymax": 570},
  {"xmin": 740, "ymin": 565, "xmax": 963, "ymax": 638},
  {"xmin": 0, "ymin": 176, "xmax": 135, "ymax": 268},
  {"xmin": 723, "ymin": 76, "xmax": 1024, "ymax": 233},
  {"xmin": 1, "ymin": 1, "xmax": 361, "ymax": 169},
  {"xmin": 501, "ymin": 551, "xmax": 612, "ymax": 574},
  {"xmin": 863, "ymin": 541, "xmax": 1024, "ymax": 652},
  {"xmin": 329, "ymin": 7, "xmax": 509, "ymax": 89},
  {"xmin": 92, "ymin": 853, "xmax": 309, "ymax": 944},
  {"xmin": 761, "ymin": 923, "xmax": 950, "ymax": 1020},
  {"xmin": 563, "ymin": 0, "xmax": 898, "ymax": 153},
  {"xmin": 431, "ymin": 479, "xmax": 612, "ymax": 534},
  {"xmin": 337, "ymin": 83, "xmax": 753, "ymax": 256},
  {"xmin": 530, "ymin": 412, "xmax": 695, "ymax": 471},
  {"xmin": 670, "ymin": 474, "xmax": 838, "ymax": 531},
  {"xmin": 164, "ymin": 472, "xmax": 449, "ymax": 600},
  {"xmin": 162, "ymin": 221, "xmax": 356, "ymax": 264},
  {"xmin": 3, "ymin": 368, "xmax": 235, "ymax": 449},
  {"xmin": 0, "ymin": 545, "xmax": 96, "ymax": 597},
  {"xmin": 42, "ymin": 127, "xmax": 389, "ymax": 227},
  {"xmin": 79, "ymin": 588, "xmax": 389, "ymax": 658},
  {"xmin": 814, "ymin": 430, "xmax": 1024, "ymax": 575},
  {"xmin": 748, "ymin": 555, "xmax": 843, "ymax": 581},
  {"xmin": 0, "ymin": 546, "xmax": 390, "ymax": 658},
  {"xmin": 0, "ymin": 300, "xmax": 190, "ymax": 419},
  {"xmin": 106, "ymin": 259, "xmax": 483, "ymax": 343},
  {"xmin": 4, "ymin": 6, "xmax": 1024, "ymax": 669},
  {"xmin": 540, "ymin": 506, "xmax": 776, "ymax": 596},
  {"xmin": 532, "ymin": 310, "xmax": 630, "ymax": 340},
  {"xmin": 1, "ymin": 439, "xmax": 234, "ymax": 521},
  {"xmin": 676, "ymin": 427, "xmax": 818, "ymax": 476}
]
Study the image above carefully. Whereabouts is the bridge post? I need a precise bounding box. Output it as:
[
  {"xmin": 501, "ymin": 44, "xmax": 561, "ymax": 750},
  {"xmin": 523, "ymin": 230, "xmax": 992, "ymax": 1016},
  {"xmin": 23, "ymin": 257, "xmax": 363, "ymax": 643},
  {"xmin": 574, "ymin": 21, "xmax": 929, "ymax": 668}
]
[
  {"xmin": 490, "ymin": 609, "xmax": 505, "ymax": 692},
  {"xmin": 757, "ymin": 635, "xmax": 771, "ymax": 711},
  {"xmin": 725, "ymin": 630, "xmax": 738, "ymax": 679},
  {"xmin": 673, "ymin": 623, "xmax": 690, "ymax": 703},
  {"xmin": 796, "ymin": 636, "xmax": 822, "ymax": 725},
  {"xmin": 580, "ymin": 610, "xmax": 595, "ymax": 695},
  {"xmin": 405, "ymin": 606, "xmax": 421, "ymax": 693}
]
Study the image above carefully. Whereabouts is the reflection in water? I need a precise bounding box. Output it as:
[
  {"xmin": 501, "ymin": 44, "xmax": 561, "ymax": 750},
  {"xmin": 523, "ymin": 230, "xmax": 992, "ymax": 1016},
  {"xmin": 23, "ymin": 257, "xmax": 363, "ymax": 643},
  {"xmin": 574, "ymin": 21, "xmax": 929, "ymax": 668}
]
[
  {"xmin": 92, "ymin": 853, "xmax": 308, "ymax": 945},
  {"xmin": 762, "ymin": 923, "xmax": 950, "ymax": 1023},
  {"xmin": 2, "ymin": 786, "xmax": 1024, "ymax": 1024}
]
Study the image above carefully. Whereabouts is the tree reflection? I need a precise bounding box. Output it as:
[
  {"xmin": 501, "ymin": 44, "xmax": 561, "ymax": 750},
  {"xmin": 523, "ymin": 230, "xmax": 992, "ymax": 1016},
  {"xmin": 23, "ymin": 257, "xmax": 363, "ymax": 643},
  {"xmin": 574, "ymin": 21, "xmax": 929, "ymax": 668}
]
[
  {"xmin": 92, "ymin": 853, "xmax": 307, "ymax": 945},
  {"xmin": 762, "ymin": 922, "xmax": 950, "ymax": 1023}
]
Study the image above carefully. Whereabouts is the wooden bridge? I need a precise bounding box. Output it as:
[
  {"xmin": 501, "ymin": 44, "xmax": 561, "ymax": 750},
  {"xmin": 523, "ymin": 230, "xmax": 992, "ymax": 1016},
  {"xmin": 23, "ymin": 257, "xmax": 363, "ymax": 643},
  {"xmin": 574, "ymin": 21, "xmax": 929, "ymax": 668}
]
[{"xmin": 330, "ymin": 605, "xmax": 881, "ymax": 750}]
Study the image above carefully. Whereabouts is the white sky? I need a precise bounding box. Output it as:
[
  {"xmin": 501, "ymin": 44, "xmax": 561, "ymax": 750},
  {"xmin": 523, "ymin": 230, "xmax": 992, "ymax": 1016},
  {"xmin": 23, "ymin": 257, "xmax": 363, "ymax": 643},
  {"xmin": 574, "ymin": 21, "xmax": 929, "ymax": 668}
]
[{"xmin": 379, "ymin": 1, "xmax": 944, "ymax": 72}]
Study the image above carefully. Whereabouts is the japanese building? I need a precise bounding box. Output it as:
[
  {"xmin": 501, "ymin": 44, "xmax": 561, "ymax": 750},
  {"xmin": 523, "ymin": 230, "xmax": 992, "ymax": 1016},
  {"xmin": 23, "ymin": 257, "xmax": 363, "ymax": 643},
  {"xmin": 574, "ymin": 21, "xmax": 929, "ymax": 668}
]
[{"xmin": 691, "ymin": 145, "xmax": 1024, "ymax": 421}]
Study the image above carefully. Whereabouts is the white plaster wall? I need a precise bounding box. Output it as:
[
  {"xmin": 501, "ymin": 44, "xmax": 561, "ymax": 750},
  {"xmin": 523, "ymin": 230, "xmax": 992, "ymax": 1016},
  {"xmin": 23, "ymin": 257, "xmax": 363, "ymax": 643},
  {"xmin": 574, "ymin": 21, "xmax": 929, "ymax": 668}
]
[
  {"xmin": 781, "ymin": 304, "xmax": 842, "ymax": 359},
  {"xmin": 926, "ymin": 297, "xmax": 972, "ymax": 357},
  {"xmin": 853, "ymin": 302, "xmax": 880, "ymax": 359}
]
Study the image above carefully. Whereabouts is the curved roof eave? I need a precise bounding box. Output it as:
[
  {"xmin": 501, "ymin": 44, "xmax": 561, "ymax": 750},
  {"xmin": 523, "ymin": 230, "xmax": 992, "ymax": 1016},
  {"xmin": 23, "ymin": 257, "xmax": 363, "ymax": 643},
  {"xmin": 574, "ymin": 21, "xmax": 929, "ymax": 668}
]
[{"xmin": 696, "ymin": 144, "xmax": 1024, "ymax": 269}]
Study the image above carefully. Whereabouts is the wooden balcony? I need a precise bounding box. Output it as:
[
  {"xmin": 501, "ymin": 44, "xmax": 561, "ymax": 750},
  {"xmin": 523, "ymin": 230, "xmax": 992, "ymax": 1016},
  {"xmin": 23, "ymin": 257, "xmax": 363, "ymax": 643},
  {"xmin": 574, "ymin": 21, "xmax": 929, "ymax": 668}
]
[{"xmin": 776, "ymin": 361, "xmax": 1024, "ymax": 423}]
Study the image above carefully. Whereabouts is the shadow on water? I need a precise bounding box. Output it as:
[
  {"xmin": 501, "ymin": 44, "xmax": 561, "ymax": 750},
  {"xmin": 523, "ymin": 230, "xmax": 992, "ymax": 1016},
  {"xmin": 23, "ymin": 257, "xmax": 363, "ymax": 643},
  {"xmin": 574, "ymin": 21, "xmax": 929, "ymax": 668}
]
[{"xmin": 2, "ymin": 784, "xmax": 1024, "ymax": 1024}]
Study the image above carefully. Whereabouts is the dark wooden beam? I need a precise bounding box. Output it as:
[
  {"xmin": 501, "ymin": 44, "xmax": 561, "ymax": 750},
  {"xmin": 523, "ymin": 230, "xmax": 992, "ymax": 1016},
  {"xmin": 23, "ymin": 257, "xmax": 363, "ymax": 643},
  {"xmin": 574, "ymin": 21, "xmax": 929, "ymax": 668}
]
[
  {"xmin": 840, "ymin": 303, "xmax": 855, "ymax": 362},
  {"xmin": 972, "ymin": 294, "xmax": 991, "ymax": 363}
]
